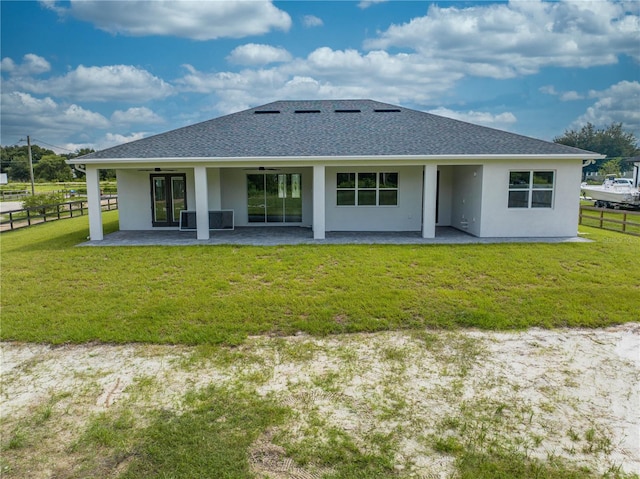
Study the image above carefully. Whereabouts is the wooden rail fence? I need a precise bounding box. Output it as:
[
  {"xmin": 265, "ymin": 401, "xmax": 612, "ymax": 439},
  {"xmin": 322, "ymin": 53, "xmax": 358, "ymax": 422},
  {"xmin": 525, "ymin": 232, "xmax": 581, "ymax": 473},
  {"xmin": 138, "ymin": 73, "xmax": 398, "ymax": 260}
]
[
  {"xmin": 579, "ymin": 205, "xmax": 640, "ymax": 237},
  {"xmin": 0, "ymin": 196, "xmax": 118, "ymax": 232},
  {"xmin": 0, "ymin": 189, "xmax": 30, "ymax": 200}
]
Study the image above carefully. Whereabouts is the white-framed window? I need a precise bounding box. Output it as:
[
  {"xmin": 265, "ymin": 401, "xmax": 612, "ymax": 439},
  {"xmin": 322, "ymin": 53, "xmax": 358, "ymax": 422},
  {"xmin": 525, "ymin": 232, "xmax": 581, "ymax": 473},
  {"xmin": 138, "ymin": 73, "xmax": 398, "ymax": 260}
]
[
  {"xmin": 508, "ymin": 171, "xmax": 555, "ymax": 208},
  {"xmin": 336, "ymin": 172, "xmax": 398, "ymax": 206}
]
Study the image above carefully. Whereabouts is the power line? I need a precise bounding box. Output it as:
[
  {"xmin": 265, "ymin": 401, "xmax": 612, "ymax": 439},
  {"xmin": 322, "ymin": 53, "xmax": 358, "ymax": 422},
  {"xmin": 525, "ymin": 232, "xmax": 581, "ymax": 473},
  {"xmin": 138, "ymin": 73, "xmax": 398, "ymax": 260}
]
[{"xmin": 31, "ymin": 138, "xmax": 77, "ymax": 153}]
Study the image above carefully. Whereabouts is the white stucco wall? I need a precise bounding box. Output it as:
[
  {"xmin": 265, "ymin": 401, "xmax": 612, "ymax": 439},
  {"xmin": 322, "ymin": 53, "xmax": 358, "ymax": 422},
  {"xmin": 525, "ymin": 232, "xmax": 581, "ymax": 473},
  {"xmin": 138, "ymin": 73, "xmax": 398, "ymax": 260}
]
[
  {"xmin": 324, "ymin": 166, "xmax": 424, "ymax": 232},
  {"xmin": 449, "ymin": 165, "xmax": 483, "ymax": 237},
  {"xmin": 115, "ymin": 159, "xmax": 583, "ymax": 238},
  {"xmin": 117, "ymin": 170, "xmax": 152, "ymax": 230},
  {"xmin": 479, "ymin": 159, "xmax": 583, "ymax": 237},
  {"xmin": 116, "ymin": 169, "xmax": 195, "ymax": 230},
  {"xmin": 436, "ymin": 166, "xmax": 454, "ymax": 227}
]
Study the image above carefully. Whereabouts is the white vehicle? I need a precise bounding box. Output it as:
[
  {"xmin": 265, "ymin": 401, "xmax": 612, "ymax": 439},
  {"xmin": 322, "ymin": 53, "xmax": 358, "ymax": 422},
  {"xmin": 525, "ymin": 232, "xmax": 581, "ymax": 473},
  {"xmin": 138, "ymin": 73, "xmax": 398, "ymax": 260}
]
[{"xmin": 581, "ymin": 175, "xmax": 640, "ymax": 209}]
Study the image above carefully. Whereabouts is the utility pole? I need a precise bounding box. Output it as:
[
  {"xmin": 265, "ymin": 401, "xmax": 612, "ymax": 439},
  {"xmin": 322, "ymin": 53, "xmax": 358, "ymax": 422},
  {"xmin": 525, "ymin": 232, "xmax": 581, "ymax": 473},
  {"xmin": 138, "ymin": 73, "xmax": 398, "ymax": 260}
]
[{"xmin": 27, "ymin": 135, "xmax": 35, "ymax": 196}]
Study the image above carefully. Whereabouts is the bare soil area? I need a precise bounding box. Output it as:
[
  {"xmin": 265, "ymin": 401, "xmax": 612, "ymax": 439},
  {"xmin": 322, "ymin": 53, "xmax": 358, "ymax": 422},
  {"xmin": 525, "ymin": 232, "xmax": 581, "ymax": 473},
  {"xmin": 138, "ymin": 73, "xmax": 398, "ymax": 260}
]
[{"xmin": 1, "ymin": 324, "xmax": 639, "ymax": 478}]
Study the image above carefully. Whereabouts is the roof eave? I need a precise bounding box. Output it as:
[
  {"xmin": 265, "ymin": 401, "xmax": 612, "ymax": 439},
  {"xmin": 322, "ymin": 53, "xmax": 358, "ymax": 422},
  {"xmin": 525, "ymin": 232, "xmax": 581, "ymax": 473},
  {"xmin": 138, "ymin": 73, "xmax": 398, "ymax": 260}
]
[{"xmin": 68, "ymin": 153, "xmax": 605, "ymax": 166}]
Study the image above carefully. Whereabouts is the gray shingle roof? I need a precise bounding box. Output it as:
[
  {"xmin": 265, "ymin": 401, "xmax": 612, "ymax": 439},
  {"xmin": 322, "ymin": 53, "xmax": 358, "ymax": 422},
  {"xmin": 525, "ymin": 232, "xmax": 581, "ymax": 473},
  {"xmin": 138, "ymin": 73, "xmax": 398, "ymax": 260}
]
[{"xmin": 80, "ymin": 99, "xmax": 597, "ymax": 160}]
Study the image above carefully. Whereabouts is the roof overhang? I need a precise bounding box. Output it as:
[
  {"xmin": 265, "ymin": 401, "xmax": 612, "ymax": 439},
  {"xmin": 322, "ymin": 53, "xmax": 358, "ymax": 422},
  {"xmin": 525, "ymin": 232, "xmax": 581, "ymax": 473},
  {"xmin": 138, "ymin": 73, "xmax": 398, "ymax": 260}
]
[{"xmin": 68, "ymin": 153, "xmax": 605, "ymax": 168}]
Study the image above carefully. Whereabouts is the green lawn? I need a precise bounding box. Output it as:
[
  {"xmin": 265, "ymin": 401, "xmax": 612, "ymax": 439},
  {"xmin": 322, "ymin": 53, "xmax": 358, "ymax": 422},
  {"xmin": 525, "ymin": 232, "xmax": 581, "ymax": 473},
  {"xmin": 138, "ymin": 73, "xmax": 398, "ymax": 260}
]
[
  {"xmin": 1, "ymin": 211, "xmax": 638, "ymax": 345},
  {"xmin": 3, "ymin": 214, "xmax": 639, "ymax": 479}
]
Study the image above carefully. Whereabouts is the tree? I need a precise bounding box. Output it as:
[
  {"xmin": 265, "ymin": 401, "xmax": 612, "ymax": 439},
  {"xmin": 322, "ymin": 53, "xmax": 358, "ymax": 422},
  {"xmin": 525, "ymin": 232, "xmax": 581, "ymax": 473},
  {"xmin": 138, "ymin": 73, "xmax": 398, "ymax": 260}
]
[
  {"xmin": 6, "ymin": 156, "xmax": 31, "ymax": 182},
  {"xmin": 553, "ymin": 122, "xmax": 640, "ymax": 175},
  {"xmin": 598, "ymin": 158, "xmax": 621, "ymax": 176},
  {"xmin": 554, "ymin": 122, "xmax": 639, "ymax": 157},
  {"xmin": 33, "ymin": 155, "xmax": 73, "ymax": 182},
  {"xmin": 1, "ymin": 144, "xmax": 56, "ymax": 181}
]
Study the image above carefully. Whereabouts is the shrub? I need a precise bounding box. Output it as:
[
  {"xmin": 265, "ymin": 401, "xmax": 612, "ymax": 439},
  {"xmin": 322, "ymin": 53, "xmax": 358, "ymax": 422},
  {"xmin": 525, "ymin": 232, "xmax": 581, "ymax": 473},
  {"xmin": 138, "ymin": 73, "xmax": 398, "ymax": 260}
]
[{"xmin": 22, "ymin": 192, "xmax": 66, "ymax": 214}]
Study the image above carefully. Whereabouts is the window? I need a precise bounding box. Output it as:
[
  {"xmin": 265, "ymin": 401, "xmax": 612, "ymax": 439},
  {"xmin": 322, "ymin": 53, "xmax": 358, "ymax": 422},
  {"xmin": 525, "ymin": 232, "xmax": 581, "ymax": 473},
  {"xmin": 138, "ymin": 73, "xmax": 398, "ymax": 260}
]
[
  {"xmin": 336, "ymin": 172, "xmax": 398, "ymax": 206},
  {"xmin": 508, "ymin": 171, "xmax": 554, "ymax": 208}
]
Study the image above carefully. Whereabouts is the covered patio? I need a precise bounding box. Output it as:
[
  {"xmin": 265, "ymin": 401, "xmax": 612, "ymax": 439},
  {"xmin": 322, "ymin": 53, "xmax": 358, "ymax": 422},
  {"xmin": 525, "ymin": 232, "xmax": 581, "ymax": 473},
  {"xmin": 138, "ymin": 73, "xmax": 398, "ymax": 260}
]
[{"xmin": 78, "ymin": 226, "xmax": 589, "ymax": 247}]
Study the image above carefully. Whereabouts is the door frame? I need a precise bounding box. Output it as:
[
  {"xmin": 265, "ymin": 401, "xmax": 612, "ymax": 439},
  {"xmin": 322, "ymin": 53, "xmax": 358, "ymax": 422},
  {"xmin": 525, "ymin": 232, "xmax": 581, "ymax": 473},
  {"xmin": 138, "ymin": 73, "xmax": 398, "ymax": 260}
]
[
  {"xmin": 150, "ymin": 173, "xmax": 187, "ymax": 227},
  {"xmin": 246, "ymin": 172, "xmax": 303, "ymax": 224}
]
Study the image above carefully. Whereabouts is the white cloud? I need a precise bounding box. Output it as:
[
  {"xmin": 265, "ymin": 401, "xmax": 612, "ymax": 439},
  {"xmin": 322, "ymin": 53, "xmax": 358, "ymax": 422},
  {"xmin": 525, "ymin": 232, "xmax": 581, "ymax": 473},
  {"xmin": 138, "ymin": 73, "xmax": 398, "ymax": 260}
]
[
  {"xmin": 428, "ymin": 107, "xmax": 517, "ymax": 129},
  {"xmin": 573, "ymin": 80, "xmax": 640, "ymax": 134},
  {"xmin": 358, "ymin": 0, "xmax": 388, "ymax": 9},
  {"xmin": 101, "ymin": 132, "xmax": 146, "ymax": 149},
  {"xmin": 539, "ymin": 85, "xmax": 558, "ymax": 96},
  {"xmin": 227, "ymin": 44, "xmax": 292, "ymax": 66},
  {"xmin": 365, "ymin": 1, "xmax": 640, "ymax": 79},
  {"xmin": 0, "ymin": 90, "xmax": 164, "ymax": 150},
  {"xmin": 1, "ymin": 92, "xmax": 108, "ymax": 128},
  {"xmin": 21, "ymin": 54, "xmax": 51, "ymax": 75},
  {"xmin": 302, "ymin": 15, "xmax": 323, "ymax": 28},
  {"xmin": 50, "ymin": 0, "xmax": 291, "ymax": 40},
  {"xmin": 12, "ymin": 64, "xmax": 173, "ymax": 102},
  {"xmin": 560, "ymin": 91, "xmax": 584, "ymax": 102},
  {"xmin": 0, "ymin": 57, "xmax": 16, "ymax": 74},
  {"xmin": 298, "ymin": 47, "xmax": 462, "ymax": 98},
  {"xmin": 176, "ymin": 46, "xmax": 464, "ymax": 114},
  {"xmin": 1, "ymin": 54, "xmax": 51, "ymax": 76},
  {"xmin": 111, "ymin": 107, "xmax": 164, "ymax": 125},
  {"xmin": 0, "ymin": 91, "xmax": 109, "ymax": 144},
  {"xmin": 539, "ymin": 85, "xmax": 584, "ymax": 101},
  {"xmin": 57, "ymin": 132, "xmax": 148, "ymax": 153}
]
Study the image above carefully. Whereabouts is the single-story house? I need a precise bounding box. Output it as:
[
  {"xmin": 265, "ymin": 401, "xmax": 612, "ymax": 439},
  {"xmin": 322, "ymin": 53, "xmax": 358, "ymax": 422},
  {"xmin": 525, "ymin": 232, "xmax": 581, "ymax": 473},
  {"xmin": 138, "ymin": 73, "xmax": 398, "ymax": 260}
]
[{"xmin": 69, "ymin": 99, "xmax": 603, "ymax": 241}]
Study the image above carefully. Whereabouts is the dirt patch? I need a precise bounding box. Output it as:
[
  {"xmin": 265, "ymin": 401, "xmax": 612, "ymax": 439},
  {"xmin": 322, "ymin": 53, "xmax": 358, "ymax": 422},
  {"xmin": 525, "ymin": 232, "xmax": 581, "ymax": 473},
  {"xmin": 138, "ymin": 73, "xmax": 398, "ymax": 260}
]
[{"xmin": 1, "ymin": 324, "xmax": 638, "ymax": 478}]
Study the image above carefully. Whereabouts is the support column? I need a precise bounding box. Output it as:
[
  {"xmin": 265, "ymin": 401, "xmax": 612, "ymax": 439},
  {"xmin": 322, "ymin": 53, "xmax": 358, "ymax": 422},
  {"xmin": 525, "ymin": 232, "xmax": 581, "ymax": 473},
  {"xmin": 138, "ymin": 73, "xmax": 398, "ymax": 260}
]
[
  {"xmin": 209, "ymin": 168, "xmax": 222, "ymax": 210},
  {"xmin": 86, "ymin": 166, "xmax": 103, "ymax": 241},
  {"xmin": 194, "ymin": 166, "xmax": 209, "ymax": 240},
  {"xmin": 313, "ymin": 165, "xmax": 325, "ymax": 240},
  {"xmin": 422, "ymin": 164, "xmax": 437, "ymax": 239}
]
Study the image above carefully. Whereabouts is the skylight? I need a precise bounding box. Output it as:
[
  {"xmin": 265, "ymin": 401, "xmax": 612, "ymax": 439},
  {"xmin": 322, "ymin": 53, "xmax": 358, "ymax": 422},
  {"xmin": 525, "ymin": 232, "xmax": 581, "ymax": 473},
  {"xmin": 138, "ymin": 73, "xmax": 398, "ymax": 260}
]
[
  {"xmin": 374, "ymin": 109, "xmax": 401, "ymax": 113},
  {"xmin": 254, "ymin": 110, "xmax": 280, "ymax": 114},
  {"xmin": 294, "ymin": 110, "xmax": 321, "ymax": 113},
  {"xmin": 335, "ymin": 109, "xmax": 361, "ymax": 113}
]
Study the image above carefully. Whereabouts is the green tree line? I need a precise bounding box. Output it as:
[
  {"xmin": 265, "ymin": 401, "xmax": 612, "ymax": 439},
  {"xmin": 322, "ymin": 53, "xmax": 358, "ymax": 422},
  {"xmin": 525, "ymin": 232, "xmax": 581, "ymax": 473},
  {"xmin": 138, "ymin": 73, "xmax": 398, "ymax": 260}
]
[
  {"xmin": 0, "ymin": 145, "xmax": 115, "ymax": 182},
  {"xmin": 553, "ymin": 122, "xmax": 639, "ymax": 177}
]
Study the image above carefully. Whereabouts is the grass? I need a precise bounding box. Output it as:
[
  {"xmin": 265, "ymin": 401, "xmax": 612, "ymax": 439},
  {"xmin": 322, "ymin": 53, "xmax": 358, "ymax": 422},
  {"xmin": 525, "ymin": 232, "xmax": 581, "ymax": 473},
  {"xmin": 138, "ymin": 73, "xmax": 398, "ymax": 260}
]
[
  {"xmin": 62, "ymin": 385, "xmax": 288, "ymax": 479},
  {"xmin": 1, "ymin": 210, "xmax": 639, "ymax": 345}
]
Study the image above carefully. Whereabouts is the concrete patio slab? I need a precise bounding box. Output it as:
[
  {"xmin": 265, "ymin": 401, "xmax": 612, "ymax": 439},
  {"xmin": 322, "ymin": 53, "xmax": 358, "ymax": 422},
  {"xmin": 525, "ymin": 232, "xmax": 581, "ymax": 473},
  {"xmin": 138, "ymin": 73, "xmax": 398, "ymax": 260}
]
[{"xmin": 78, "ymin": 226, "xmax": 591, "ymax": 247}]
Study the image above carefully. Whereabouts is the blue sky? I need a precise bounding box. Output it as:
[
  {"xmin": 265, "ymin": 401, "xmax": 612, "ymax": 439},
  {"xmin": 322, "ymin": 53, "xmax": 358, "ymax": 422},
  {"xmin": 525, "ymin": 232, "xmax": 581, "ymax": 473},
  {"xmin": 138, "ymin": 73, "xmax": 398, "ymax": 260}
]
[{"xmin": 1, "ymin": 0, "xmax": 638, "ymax": 153}]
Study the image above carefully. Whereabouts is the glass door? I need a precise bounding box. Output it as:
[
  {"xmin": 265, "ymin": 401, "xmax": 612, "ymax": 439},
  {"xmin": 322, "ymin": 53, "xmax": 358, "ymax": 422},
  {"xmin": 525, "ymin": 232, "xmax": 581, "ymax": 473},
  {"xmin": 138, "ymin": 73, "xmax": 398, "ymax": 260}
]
[
  {"xmin": 247, "ymin": 174, "xmax": 266, "ymax": 222},
  {"xmin": 247, "ymin": 173, "xmax": 302, "ymax": 223},
  {"xmin": 151, "ymin": 174, "xmax": 186, "ymax": 226},
  {"xmin": 266, "ymin": 174, "xmax": 285, "ymax": 222},
  {"xmin": 284, "ymin": 174, "xmax": 302, "ymax": 222}
]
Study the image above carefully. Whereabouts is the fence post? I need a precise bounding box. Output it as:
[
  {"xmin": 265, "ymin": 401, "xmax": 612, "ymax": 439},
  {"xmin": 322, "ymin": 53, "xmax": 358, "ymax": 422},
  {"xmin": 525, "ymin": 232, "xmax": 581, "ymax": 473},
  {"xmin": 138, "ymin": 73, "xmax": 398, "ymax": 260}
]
[
  {"xmin": 599, "ymin": 209, "xmax": 604, "ymax": 228},
  {"xmin": 27, "ymin": 209, "xmax": 31, "ymax": 226},
  {"xmin": 579, "ymin": 206, "xmax": 583, "ymax": 225},
  {"xmin": 622, "ymin": 213, "xmax": 627, "ymax": 233}
]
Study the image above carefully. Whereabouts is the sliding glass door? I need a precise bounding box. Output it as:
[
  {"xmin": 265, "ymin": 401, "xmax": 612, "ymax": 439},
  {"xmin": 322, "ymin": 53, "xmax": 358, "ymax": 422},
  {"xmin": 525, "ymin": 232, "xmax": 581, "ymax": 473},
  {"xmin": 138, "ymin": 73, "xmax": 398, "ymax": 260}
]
[{"xmin": 247, "ymin": 173, "xmax": 302, "ymax": 223}]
